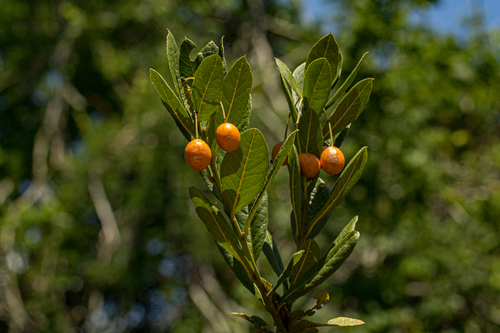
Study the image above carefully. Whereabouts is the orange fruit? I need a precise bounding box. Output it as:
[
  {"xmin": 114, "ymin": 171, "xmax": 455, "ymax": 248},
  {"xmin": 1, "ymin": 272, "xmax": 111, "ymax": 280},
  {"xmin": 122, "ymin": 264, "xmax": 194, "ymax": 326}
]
[
  {"xmin": 272, "ymin": 141, "xmax": 288, "ymax": 166},
  {"xmin": 320, "ymin": 146, "xmax": 345, "ymax": 175},
  {"xmin": 215, "ymin": 123, "xmax": 241, "ymax": 152},
  {"xmin": 185, "ymin": 139, "xmax": 212, "ymax": 171},
  {"xmin": 298, "ymin": 153, "xmax": 320, "ymax": 179}
]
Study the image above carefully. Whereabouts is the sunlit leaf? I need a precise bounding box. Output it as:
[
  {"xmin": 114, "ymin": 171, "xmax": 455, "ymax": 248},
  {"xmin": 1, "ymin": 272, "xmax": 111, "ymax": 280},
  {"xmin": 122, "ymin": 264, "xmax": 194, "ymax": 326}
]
[
  {"xmin": 244, "ymin": 131, "xmax": 297, "ymax": 234},
  {"xmin": 327, "ymin": 317, "xmax": 365, "ymax": 326},
  {"xmin": 302, "ymin": 58, "xmax": 331, "ymax": 116},
  {"xmin": 325, "ymin": 52, "xmax": 368, "ymax": 110},
  {"xmin": 323, "ymin": 78, "xmax": 373, "ymax": 138},
  {"xmin": 292, "ymin": 62, "xmax": 305, "ymax": 105},
  {"xmin": 305, "ymin": 33, "xmax": 340, "ymax": 84},
  {"xmin": 166, "ymin": 29, "xmax": 181, "ymax": 97},
  {"xmin": 192, "ymin": 54, "xmax": 224, "ymax": 121},
  {"xmin": 314, "ymin": 290, "xmax": 329, "ymax": 308},
  {"xmin": 222, "ymin": 56, "xmax": 252, "ymax": 128},
  {"xmin": 298, "ymin": 108, "xmax": 323, "ymax": 157},
  {"xmin": 220, "ymin": 128, "xmax": 269, "ymax": 217}
]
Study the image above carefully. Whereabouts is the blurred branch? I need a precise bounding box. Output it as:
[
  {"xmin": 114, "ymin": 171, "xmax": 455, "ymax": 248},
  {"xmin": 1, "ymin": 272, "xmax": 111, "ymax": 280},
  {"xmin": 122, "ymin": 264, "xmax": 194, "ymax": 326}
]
[
  {"xmin": 189, "ymin": 265, "xmax": 249, "ymax": 333},
  {"xmin": 88, "ymin": 173, "xmax": 121, "ymax": 264}
]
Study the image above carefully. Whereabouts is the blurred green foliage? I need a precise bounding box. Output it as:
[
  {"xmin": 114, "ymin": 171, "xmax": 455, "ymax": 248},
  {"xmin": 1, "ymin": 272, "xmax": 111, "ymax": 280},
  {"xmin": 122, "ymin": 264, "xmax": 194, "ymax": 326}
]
[{"xmin": 0, "ymin": 0, "xmax": 499, "ymax": 332}]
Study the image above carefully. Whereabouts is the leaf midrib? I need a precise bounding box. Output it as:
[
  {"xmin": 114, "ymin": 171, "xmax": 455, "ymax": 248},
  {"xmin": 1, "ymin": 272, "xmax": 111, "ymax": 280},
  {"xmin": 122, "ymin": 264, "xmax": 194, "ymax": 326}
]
[
  {"xmin": 225, "ymin": 60, "xmax": 245, "ymax": 121},
  {"xmin": 231, "ymin": 130, "xmax": 258, "ymax": 217},
  {"xmin": 198, "ymin": 58, "xmax": 219, "ymax": 113},
  {"xmin": 324, "ymin": 80, "xmax": 371, "ymax": 139}
]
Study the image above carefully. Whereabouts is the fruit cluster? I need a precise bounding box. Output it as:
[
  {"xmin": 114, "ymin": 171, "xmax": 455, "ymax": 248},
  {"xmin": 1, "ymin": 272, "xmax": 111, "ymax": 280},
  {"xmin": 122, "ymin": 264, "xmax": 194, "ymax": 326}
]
[
  {"xmin": 185, "ymin": 122, "xmax": 241, "ymax": 171},
  {"xmin": 272, "ymin": 142, "xmax": 345, "ymax": 179}
]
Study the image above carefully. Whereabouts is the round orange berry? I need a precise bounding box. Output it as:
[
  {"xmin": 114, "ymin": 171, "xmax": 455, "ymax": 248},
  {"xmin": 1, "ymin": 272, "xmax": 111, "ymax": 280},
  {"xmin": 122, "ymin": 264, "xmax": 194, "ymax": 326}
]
[
  {"xmin": 320, "ymin": 146, "xmax": 345, "ymax": 175},
  {"xmin": 272, "ymin": 141, "xmax": 288, "ymax": 166},
  {"xmin": 215, "ymin": 123, "xmax": 241, "ymax": 152},
  {"xmin": 298, "ymin": 153, "xmax": 321, "ymax": 179},
  {"xmin": 185, "ymin": 139, "xmax": 212, "ymax": 171}
]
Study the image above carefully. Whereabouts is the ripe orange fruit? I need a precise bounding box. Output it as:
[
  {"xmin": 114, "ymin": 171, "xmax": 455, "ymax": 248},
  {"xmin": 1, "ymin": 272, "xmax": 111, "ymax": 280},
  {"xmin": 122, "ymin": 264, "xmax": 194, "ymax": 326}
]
[
  {"xmin": 215, "ymin": 123, "xmax": 241, "ymax": 152},
  {"xmin": 272, "ymin": 141, "xmax": 288, "ymax": 166},
  {"xmin": 298, "ymin": 153, "xmax": 321, "ymax": 179},
  {"xmin": 185, "ymin": 139, "xmax": 212, "ymax": 171},
  {"xmin": 320, "ymin": 146, "xmax": 345, "ymax": 175}
]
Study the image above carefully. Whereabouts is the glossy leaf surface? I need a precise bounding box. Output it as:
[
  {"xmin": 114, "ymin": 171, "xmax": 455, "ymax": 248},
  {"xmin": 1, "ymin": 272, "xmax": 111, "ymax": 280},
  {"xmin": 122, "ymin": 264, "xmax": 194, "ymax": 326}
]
[
  {"xmin": 222, "ymin": 56, "xmax": 252, "ymax": 128},
  {"xmin": 305, "ymin": 33, "xmax": 340, "ymax": 84},
  {"xmin": 166, "ymin": 29, "xmax": 181, "ymax": 97},
  {"xmin": 192, "ymin": 54, "xmax": 224, "ymax": 121},
  {"xmin": 298, "ymin": 108, "xmax": 322, "ymax": 157},
  {"xmin": 302, "ymin": 58, "xmax": 331, "ymax": 116},
  {"xmin": 244, "ymin": 131, "xmax": 297, "ymax": 234},
  {"xmin": 220, "ymin": 128, "xmax": 269, "ymax": 217}
]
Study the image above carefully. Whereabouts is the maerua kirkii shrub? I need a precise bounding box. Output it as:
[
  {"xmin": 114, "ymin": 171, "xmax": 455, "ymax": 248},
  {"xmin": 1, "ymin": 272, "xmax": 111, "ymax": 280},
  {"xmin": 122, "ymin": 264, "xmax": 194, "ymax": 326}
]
[{"xmin": 151, "ymin": 30, "xmax": 373, "ymax": 333}]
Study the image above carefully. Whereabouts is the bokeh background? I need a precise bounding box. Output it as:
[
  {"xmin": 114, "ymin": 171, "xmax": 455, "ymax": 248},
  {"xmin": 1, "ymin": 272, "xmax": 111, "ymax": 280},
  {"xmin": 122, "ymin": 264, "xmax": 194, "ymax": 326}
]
[{"xmin": 1, "ymin": 0, "xmax": 499, "ymax": 332}]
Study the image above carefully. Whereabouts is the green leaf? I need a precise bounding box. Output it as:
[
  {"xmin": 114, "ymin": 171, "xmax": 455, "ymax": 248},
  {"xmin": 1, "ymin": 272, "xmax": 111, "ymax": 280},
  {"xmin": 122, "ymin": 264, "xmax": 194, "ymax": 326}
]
[
  {"xmin": 305, "ymin": 33, "xmax": 340, "ymax": 84},
  {"xmin": 306, "ymin": 179, "xmax": 332, "ymax": 240},
  {"xmin": 298, "ymin": 108, "xmax": 323, "ymax": 158},
  {"xmin": 166, "ymin": 29, "xmax": 181, "ymax": 97},
  {"xmin": 207, "ymin": 110, "xmax": 225, "ymax": 152},
  {"xmin": 276, "ymin": 59, "xmax": 300, "ymax": 122},
  {"xmin": 325, "ymin": 52, "xmax": 368, "ymax": 110},
  {"xmin": 276, "ymin": 58, "xmax": 302, "ymax": 98},
  {"xmin": 288, "ymin": 146, "xmax": 301, "ymax": 238},
  {"xmin": 333, "ymin": 50, "xmax": 343, "ymax": 85},
  {"xmin": 220, "ymin": 128, "xmax": 269, "ymax": 217},
  {"xmin": 326, "ymin": 317, "xmax": 365, "ymax": 327},
  {"xmin": 249, "ymin": 193, "xmax": 268, "ymax": 260},
  {"xmin": 302, "ymin": 58, "xmax": 331, "ymax": 116},
  {"xmin": 216, "ymin": 242, "xmax": 255, "ymax": 294},
  {"xmin": 280, "ymin": 230, "xmax": 359, "ymax": 302},
  {"xmin": 328, "ymin": 216, "xmax": 358, "ymax": 261},
  {"xmin": 188, "ymin": 187, "xmax": 240, "ymax": 256},
  {"xmin": 149, "ymin": 68, "xmax": 195, "ymax": 140},
  {"xmin": 292, "ymin": 62, "xmax": 305, "ymax": 105},
  {"xmin": 238, "ymin": 95, "xmax": 252, "ymax": 132},
  {"xmin": 222, "ymin": 56, "xmax": 253, "ymax": 128},
  {"xmin": 268, "ymin": 250, "xmax": 304, "ymax": 296},
  {"xmin": 199, "ymin": 40, "xmax": 219, "ymax": 59},
  {"xmin": 323, "ymin": 78, "xmax": 373, "ymax": 138},
  {"xmin": 290, "ymin": 240, "xmax": 320, "ymax": 285},
  {"xmin": 219, "ymin": 36, "xmax": 228, "ymax": 74},
  {"xmin": 192, "ymin": 54, "xmax": 224, "ymax": 122},
  {"xmin": 179, "ymin": 37, "xmax": 202, "ymax": 79},
  {"xmin": 262, "ymin": 232, "xmax": 285, "ymax": 277},
  {"xmin": 236, "ymin": 195, "xmax": 269, "ymax": 260},
  {"xmin": 243, "ymin": 131, "xmax": 297, "ymax": 234},
  {"xmin": 314, "ymin": 290, "xmax": 329, "ymax": 308},
  {"xmin": 306, "ymin": 147, "xmax": 368, "ymax": 238}
]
